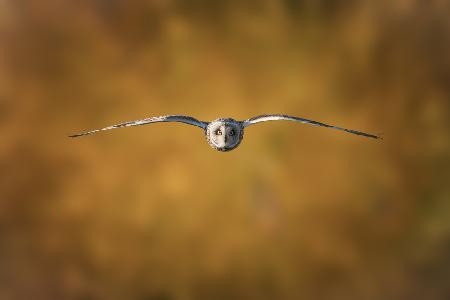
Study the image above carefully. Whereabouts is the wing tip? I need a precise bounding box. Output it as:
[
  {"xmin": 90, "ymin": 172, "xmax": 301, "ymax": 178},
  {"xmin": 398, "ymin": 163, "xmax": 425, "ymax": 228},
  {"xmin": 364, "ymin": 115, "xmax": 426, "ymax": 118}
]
[
  {"xmin": 367, "ymin": 131, "xmax": 384, "ymax": 140},
  {"xmin": 68, "ymin": 132, "xmax": 91, "ymax": 138}
]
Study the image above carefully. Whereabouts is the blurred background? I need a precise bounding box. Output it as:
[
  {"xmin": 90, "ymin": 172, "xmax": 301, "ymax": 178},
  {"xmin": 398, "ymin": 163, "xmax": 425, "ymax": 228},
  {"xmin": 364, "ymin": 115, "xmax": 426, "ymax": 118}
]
[{"xmin": 1, "ymin": 0, "xmax": 449, "ymax": 299}]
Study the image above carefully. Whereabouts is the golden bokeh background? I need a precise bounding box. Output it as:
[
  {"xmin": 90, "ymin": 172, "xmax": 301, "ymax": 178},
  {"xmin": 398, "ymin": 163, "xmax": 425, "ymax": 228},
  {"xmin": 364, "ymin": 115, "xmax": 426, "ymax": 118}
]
[{"xmin": 1, "ymin": 1, "xmax": 449, "ymax": 299}]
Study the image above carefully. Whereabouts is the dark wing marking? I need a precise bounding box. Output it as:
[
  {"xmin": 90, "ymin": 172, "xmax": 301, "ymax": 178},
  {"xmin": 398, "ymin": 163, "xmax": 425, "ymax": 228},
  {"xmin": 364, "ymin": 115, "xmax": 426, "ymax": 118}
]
[
  {"xmin": 242, "ymin": 114, "xmax": 381, "ymax": 139},
  {"xmin": 69, "ymin": 115, "xmax": 208, "ymax": 138}
]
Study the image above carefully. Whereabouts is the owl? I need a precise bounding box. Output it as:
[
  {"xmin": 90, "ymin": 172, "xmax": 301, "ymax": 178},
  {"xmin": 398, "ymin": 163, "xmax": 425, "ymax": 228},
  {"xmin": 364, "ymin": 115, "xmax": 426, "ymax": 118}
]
[{"xmin": 69, "ymin": 114, "xmax": 381, "ymax": 151}]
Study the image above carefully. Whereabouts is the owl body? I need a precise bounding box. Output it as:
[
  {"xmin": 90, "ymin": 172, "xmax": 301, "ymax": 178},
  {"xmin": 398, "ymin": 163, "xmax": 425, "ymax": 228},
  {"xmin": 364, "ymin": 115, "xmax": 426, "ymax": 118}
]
[{"xmin": 70, "ymin": 114, "xmax": 380, "ymax": 151}]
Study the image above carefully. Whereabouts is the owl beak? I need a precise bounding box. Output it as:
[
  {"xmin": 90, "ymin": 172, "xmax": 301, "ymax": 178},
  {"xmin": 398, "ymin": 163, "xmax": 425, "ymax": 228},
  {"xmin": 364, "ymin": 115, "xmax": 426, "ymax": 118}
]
[{"xmin": 221, "ymin": 125, "xmax": 227, "ymax": 144}]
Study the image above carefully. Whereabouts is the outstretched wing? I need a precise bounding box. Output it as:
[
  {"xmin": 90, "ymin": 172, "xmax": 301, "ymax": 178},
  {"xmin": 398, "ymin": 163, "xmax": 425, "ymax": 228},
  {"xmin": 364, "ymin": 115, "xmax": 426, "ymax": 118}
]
[
  {"xmin": 69, "ymin": 115, "xmax": 208, "ymax": 138},
  {"xmin": 242, "ymin": 114, "xmax": 381, "ymax": 139}
]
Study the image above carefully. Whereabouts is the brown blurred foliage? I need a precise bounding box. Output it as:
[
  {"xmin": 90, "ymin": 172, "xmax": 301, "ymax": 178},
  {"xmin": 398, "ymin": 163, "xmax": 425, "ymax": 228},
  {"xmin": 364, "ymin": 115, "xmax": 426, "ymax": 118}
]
[{"xmin": 1, "ymin": 1, "xmax": 449, "ymax": 299}]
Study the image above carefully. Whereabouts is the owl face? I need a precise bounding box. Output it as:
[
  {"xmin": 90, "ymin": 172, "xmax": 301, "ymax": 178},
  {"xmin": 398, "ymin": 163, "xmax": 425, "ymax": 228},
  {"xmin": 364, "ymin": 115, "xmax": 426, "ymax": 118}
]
[{"xmin": 206, "ymin": 119, "xmax": 243, "ymax": 151}]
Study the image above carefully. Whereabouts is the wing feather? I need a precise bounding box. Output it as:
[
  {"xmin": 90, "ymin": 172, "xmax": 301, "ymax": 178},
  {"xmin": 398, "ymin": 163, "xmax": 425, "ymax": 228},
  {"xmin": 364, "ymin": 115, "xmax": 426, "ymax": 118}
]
[
  {"xmin": 242, "ymin": 114, "xmax": 381, "ymax": 139},
  {"xmin": 69, "ymin": 115, "xmax": 208, "ymax": 138}
]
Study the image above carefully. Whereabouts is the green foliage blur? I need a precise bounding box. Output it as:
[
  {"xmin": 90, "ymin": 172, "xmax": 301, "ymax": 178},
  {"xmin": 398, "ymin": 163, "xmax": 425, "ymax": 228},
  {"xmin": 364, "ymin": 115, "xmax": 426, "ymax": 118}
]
[{"xmin": 1, "ymin": 1, "xmax": 449, "ymax": 299}]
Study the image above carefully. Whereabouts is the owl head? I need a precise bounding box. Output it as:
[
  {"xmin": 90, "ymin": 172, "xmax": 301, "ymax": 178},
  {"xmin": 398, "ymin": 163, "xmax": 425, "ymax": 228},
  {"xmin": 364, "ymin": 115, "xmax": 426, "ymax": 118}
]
[{"xmin": 205, "ymin": 118, "xmax": 244, "ymax": 151}]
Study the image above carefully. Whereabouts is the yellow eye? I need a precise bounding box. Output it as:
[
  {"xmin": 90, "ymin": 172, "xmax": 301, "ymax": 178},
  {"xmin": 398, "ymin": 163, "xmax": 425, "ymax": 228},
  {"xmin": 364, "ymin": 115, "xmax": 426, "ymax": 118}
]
[
  {"xmin": 229, "ymin": 130, "xmax": 235, "ymax": 136},
  {"xmin": 215, "ymin": 129, "xmax": 222, "ymax": 135}
]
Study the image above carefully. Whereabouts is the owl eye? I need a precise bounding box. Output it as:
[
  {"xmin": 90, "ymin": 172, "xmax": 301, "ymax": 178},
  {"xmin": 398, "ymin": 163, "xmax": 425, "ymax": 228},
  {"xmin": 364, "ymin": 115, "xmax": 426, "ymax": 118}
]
[
  {"xmin": 229, "ymin": 130, "xmax": 235, "ymax": 136},
  {"xmin": 215, "ymin": 129, "xmax": 222, "ymax": 135}
]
